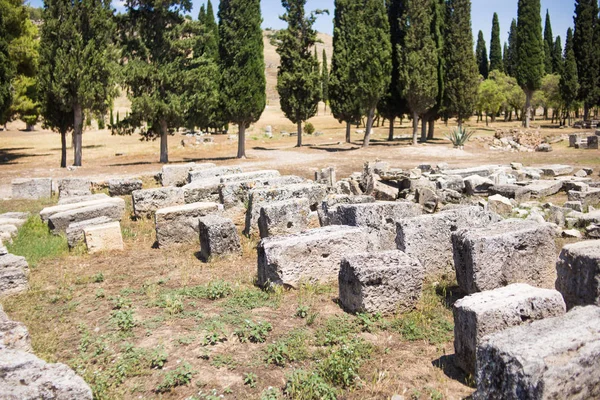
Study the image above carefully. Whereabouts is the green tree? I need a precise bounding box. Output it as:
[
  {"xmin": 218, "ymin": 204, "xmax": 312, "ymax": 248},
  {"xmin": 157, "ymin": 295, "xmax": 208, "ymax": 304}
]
[
  {"xmin": 552, "ymin": 36, "xmax": 563, "ymax": 77},
  {"xmin": 476, "ymin": 30, "xmax": 489, "ymax": 79},
  {"xmin": 543, "ymin": 10, "xmax": 554, "ymax": 74},
  {"xmin": 38, "ymin": 0, "xmax": 115, "ymax": 167},
  {"xmin": 219, "ymin": 0, "xmax": 266, "ymax": 158},
  {"xmin": 537, "ymin": 74, "xmax": 561, "ymax": 122},
  {"xmin": 0, "ymin": 4, "xmax": 13, "ymax": 127},
  {"xmin": 321, "ymin": 49, "xmax": 329, "ymax": 112},
  {"xmin": 329, "ymin": 0, "xmax": 361, "ymax": 143},
  {"xmin": 516, "ymin": 0, "xmax": 544, "ymax": 128},
  {"xmin": 443, "ymin": 0, "xmax": 478, "ymax": 127},
  {"xmin": 573, "ymin": 0, "xmax": 600, "ymax": 120},
  {"xmin": 505, "ymin": 19, "xmax": 518, "ymax": 77},
  {"xmin": 477, "ymin": 79, "xmax": 505, "ymax": 126},
  {"xmin": 489, "ymin": 12, "xmax": 503, "ymax": 73},
  {"xmin": 560, "ymin": 28, "xmax": 579, "ymax": 125},
  {"xmin": 196, "ymin": 0, "xmax": 219, "ymax": 61},
  {"xmin": 423, "ymin": 0, "xmax": 445, "ymax": 141},
  {"xmin": 491, "ymin": 70, "xmax": 525, "ymax": 121},
  {"xmin": 276, "ymin": 0, "xmax": 324, "ymax": 148}
]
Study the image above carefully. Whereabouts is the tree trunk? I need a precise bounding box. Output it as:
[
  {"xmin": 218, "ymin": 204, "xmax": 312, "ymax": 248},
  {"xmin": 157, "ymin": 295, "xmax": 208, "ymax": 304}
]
[
  {"xmin": 60, "ymin": 130, "xmax": 67, "ymax": 168},
  {"xmin": 584, "ymin": 104, "xmax": 589, "ymax": 121},
  {"xmin": 345, "ymin": 121, "xmax": 351, "ymax": 143},
  {"xmin": 420, "ymin": 118, "xmax": 427, "ymax": 143},
  {"xmin": 524, "ymin": 90, "xmax": 532, "ymax": 128},
  {"xmin": 485, "ymin": 112, "xmax": 488, "ymax": 126},
  {"xmin": 237, "ymin": 124, "xmax": 246, "ymax": 158},
  {"xmin": 427, "ymin": 117, "xmax": 435, "ymax": 140},
  {"xmin": 412, "ymin": 112, "xmax": 419, "ymax": 145},
  {"xmin": 296, "ymin": 121, "xmax": 303, "ymax": 147},
  {"xmin": 73, "ymin": 103, "xmax": 83, "ymax": 167},
  {"xmin": 388, "ymin": 116, "xmax": 395, "ymax": 141},
  {"xmin": 363, "ymin": 107, "xmax": 375, "ymax": 148},
  {"xmin": 159, "ymin": 119, "xmax": 169, "ymax": 163}
]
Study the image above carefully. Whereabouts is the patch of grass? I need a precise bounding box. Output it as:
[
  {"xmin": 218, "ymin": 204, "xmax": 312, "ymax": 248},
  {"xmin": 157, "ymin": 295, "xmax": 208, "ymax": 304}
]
[
  {"xmin": 260, "ymin": 387, "xmax": 282, "ymax": 400},
  {"xmin": 210, "ymin": 354, "xmax": 238, "ymax": 370},
  {"xmin": 225, "ymin": 286, "xmax": 281, "ymax": 311},
  {"xmin": 155, "ymin": 362, "xmax": 195, "ymax": 393},
  {"xmin": 110, "ymin": 309, "xmax": 136, "ymax": 333},
  {"xmin": 200, "ymin": 320, "xmax": 228, "ymax": 346},
  {"xmin": 316, "ymin": 338, "xmax": 373, "ymax": 388},
  {"xmin": 315, "ymin": 315, "xmax": 360, "ymax": 346},
  {"xmin": 234, "ymin": 320, "xmax": 272, "ymax": 343},
  {"xmin": 6, "ymin": 216, "xmax": 68, "ymax": 267},
  {"xmin": 264, "ymin": 329, "xmax": 310, "ymax": 367},
  {"xmin": 149, "ymin": 346, "xmax": 168, "ymax": 369},
  {"xmin": 284, "ymin": 369, "xmax": 337, "ymax": 400}
]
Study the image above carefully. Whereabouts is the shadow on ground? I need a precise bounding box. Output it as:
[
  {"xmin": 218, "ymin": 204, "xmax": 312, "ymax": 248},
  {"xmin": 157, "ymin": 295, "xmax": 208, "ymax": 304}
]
[{"xmin": 0, "ymin": 147, "xmax": 48, "ymax": 164}]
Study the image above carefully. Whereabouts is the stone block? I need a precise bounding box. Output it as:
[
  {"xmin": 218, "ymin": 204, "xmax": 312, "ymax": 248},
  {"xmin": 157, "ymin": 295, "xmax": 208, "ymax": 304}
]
[
  {"xmin": 161, "ymin": 163, "xmax": 202, "ymax": 187},
  {"xmin": 464, "ymin": 175, "xmax": 494, "ymax": 196},
  {"xmin": 588, "ymin": 135, "xmax": 599, "ymax": 149},
  {"xmin": 318, "ymin": 194, "xmax": 376, "ymax": 226},
  {"xmin": 108, "ymin": 178, "xmax": 142, "ymax": 196},
  {"xmin": 66, "ymin": 217, "xmax": 114, "ymax": 248},
  {"xmin": 338, "ymin": 250, "xmax": 424, "ymax": 314},
  {"xmin": 524, "ymin": 180, "xmax": 563, "ymax": 198},
  {"xmin": 0, "ymin": 217, "xmax": 25, "ymax": 229},
  {"xmin": 415, "ymin": 187, "xmax": 438, "ymax": 213},
  {"xmin": 40, "ymin": 199, "xmax": 109, "ymax": 222},
  {"xmin": 258, "ymin": 198, "xmax": 310, "ymax": 238},
  {"xmin": 397, "ymin": 207, "xmax": 501, "ymax": 277},
  {"xmin": 556, "ymin": 240, "xmax": 600, "ymax": 309},
  {"xmin": 0, "ymin": 348, "xmax": 93, "ymax": 400},
  {"xmin": 198, "ymin": 215, "xmax": 241, "ymax": 259},
  {"xmin": 330, "ymin": 201, "xmax": 422, "ymax": 250},
  {"xmin": 568, "ymin": 188, "xmax": 600, "ymax": 207},
  {"xmin": 219, "ymin": 170, "xmax": 280, "ymax": 184},
  {"xmin": 188, "ymin": 166, "xmax": 243, "ymax": 183},
  {"xmin": 83, "ymin": 222, "xmax": 124, "ymax": 254},
  {"xmin": 540, "ymin": 164, "xmax": 574, "ymax": 177},
  {"xmin": 155, "ymin": 202, "xmax": 221, "ymax": 247},
  {"xmin": 132, "ymin": 187, "xmax": 184, "ymax": 218},
  {"xmin": 487, "ymin": 194, "xmax": 513, "ymax": 215},
  {"xmin": 436, "ymin": 175, "xmax": 465, "ymax": 192},
  {"xmin": 11, "ymin": 178, "xmax": 52, "ymax": 200},
  {"xmin": 0, "ymin": 253, "xmax": 29, "ymax": 297},
  {"xmin": 315, "ymin": 167, "xmax": 336, "ymax": 187},
  {"xmin": 57, "ymin": 193, "xmax": 110, "ymax": 205},
  {"xmin": 257, "ymin": 226, "xmax": 373, "ymax": 288},
  {"xmin": 57, "ymin": 178, "xmax": 92, "ymax": 198},
  {"xmin": 452, "ymin": 219, "xmax": 557, "ymax": 294},
  {"xmin": 489, "ymin": 185, "xmax": 531, "ymax": 202},
  {"xmin": 443, "ymin": 165, "xmax": 500, "ymax": 178},
  {"xmin": 48, "ymin": 198, "xmax": 125, "ymax": 233},
  {"xmin": 373, "ymin": 180, "xmax": 399, "ymax": 201},
  {"xmin": 219, "ymin": 175, "xmax": 304, "ymax": 209},
  {"xmin": 0, "ymin": 316, "xmax": 31, "ymax": 352},
  {"xmin": 474, "ymin": 306, "xmax": 600, "ymax": 400},
  {"xmin": 453, "ymin": 283, "xmax": 566, "ymax": 374},
  {"xmin": 182, "ymin": 179, "xmax": 221, "ymax": 204}
]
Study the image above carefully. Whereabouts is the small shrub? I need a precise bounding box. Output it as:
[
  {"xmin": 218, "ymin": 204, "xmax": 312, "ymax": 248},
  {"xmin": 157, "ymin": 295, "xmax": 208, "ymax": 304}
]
[
  {"xmin": 155, "ymin": 363, "xmax": 195, "ymax": 393},
  {"xmin": 260, "ymin": 387, "xmax": 282, "ymax": 400},
  {"xmin": 110, "ymin": 309, "xmax": 135, "ymax": 333},
  {"xmin": 284, "ymin": 370, "xmax": 337, "ymax": 400},
  {"xmin": 234, "ymin": 320, "xmax": 272, "ymax": 343},
  {"xmin": 295, "ymin": 304, "xmax": 309, "ymax": 319},
  {"xmin": 243, "ymin": 372, "xmax": 257, "ymax": 388},
  {"xmin": 95, "ymin": 289, "xmax": 105, "ymax": 299},
  {"xmin": 264, "ymin": 329, "xmax": 309, "ymax": 367},
  {"xmin": 163, "ymin": 294, "xmax": 184, "ymax": 315},
  {"xmin": 356, "ymin": 312, "xmax": 382, "ymax": 333},
  {"xmin": 201, "ymin": 322, "xmax": 228, "ymax": 346},
  {"xmin": 150, "ymin": 347, "xmax": 168, "ymax": 369},
  {"xmin": 303, "ymin": 122, "xmax": 315, "ymax": 135},
  {"xmin": 210, "ymin": 354, "xmax": 238, "ymax": 370},
  {"xmin": 206, "ymin": 280, "xmax": 233, "ymax": 300},
  {"xmin": 445, "ymin": 127, "xmax": 475, "ymax": 148},
  {"xmin": 315, "ymin": 315, "xmax": 359, "ymax": 346},
  {"xmin": 111, "ymin": 296, "xmax": 131, "ymax": 310},
  {"xmin": 317, "ymin": 338, "xmax": 373, "ymax": 388},
  {"xmin": 92, "ymin": 272, "xmax": 105, "ymax": 283}
]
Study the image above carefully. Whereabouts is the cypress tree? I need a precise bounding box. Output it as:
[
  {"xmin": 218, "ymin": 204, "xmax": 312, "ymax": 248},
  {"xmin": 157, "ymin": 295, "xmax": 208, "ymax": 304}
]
[
  {"xmin": 197, "ymin": 0, "xmax": 219, "ymax": 61},
  {"xmin": 543, "ymin": 10, "xmax": 554, "ymax": 74},
  {"xmin": 321, "ymin": 49, "xmax": 329, "ymax": 112},
  {"xmin": 573, "ymin": 0, "xmax": 600, "ymax": 120},
  {"xmin": 219, "ymin": 0, "xmax": 266, "ymax": 158},
  {"xmin": 505, "ymin": 19, "xmax": 518, "ymax": 77},
  {"xmin": 329, "ymin": 0, "xmax": 361, "ymax": 143},
  {"xmin": 0, "ymin": 9, "xmax": 12, "ymax": 127},
  {"xmin": 424, "ymin": 0, "xmax": 445, "ymax": 141},
  {"xmin": 516, "ymin": 0, "xmax": 545, "ymax": 128},
  {"xmin": 276, "ymin": 0, "xmax": 323, "ymax": 148},
  {"xmin": 352, "ymin": 0, "xmax": 391, "ymax": 148},
  {"xmin": 489, "ymin": 12, "xmax": 503, "ymax": 73},
  {"xmin": 443, "ymin": 0, "xmax": 478, "ymax": 127},
  {"xmin": 38, "ymin": 0, "xmax": 115, "ymax": 167},
  {"xmin": 377, "ymin": 0, "xmax": 409, "ymax": 142},
  {"xmin": 552, "ymin": 36, "xmax": 563, "ymax": 77},
  {"xmin": 561, "ymin": 28, "xmax": 579, "ymax": 125},
  {"xmin": 476, "ymin": 30, "xmax": 489, "ymax": 79}
]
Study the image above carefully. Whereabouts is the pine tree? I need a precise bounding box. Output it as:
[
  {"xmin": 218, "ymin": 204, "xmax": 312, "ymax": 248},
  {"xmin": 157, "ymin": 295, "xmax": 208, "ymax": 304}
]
[
  {"xmin": 329, "ymin": 0, "xmax": 361, "ymax": 143},
  {"xmin": 476, "ymin": 30, "xmax": 489, "ymax": 79},
  {"xmin": 219, "ymin": 0, "xmax": 266, "ymax": 158},
  {"xmin": 573, "ymin": 0, "xmax": 600, "ymax": 120},
  {"xmin": 38, "ymin": 0, "xmax": 115, "ymax": 167},
  {"xmin": 489, "ymin": 12, "xmax": 503, "ymax": 73},
  {"xmin": 552, "ymin": 36, "xmax": 563, "ymax": 77},
  {"xmin": 543, "ymin": 10, "xmax": 554, "ymax": 74},
  {"xmin": 561, "ymin": 28, "xmax": 579, "ymax": 125},
  {"xmin": 443, "ymin": 0, "xmax": 478, "ymax": 127},
  {"xmin": 321, "ymin": 49, "xmax": 329, "ymax": 112},
  {"xmin": 377, "ymin": 0, "xmax": 409, "ymax": 142},
  {"xmin": 516, "ymin": 0, "xmax": 544, "ymax": 128},
  {"xmin": 276, "ymin": 0, "xmax": 323, "ymax": 148},
  {"xmin": 351, "ymin": 0, "xmax": 391, "ymax": 148},
  {"xmin": 505, "ymin": 19, "xmax": 518, "ymax": 77}
]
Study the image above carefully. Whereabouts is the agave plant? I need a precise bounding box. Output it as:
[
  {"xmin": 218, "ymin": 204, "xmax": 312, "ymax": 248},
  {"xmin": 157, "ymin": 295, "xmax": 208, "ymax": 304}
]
[{"xmin": 445, "ymin": 127, "xmax": 475, "ymax": 149}]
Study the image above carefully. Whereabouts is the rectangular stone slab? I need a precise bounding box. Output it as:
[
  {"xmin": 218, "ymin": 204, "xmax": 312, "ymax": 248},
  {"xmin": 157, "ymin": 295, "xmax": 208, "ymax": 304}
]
[
  {"xmin": 199, "ymin": 215, "xmax": 242, "ymax": 259},
  {"xmin": 188, "ymin": 166, "xmax": 243, "ymax": 183},
  {"xmin": 257, "ymin": 226, "xmax": 372, "ymax": 288},
  {"xmin": 57, "ymin": 193, "xmax": 110, "ymax": 206},
  {"xmin": 41, "ymin": 198, "xmax": 116, "ymax": 222},
  {"xmin": 0, "ymin": 254, "xmax": 29, "ymax": 297},
  {"xmin": 132, "ymin": 187, "xmax": 185, "ymax": 218},
  {"xmin": 453, "ymin": 283, "xmax": 565, "ymax": 375},
  {"xmin": 83, "ymin": 222, "xmax": 124, "ymax": 254},
  {"xmin": 48, "ymin": 198, "xmax": 125, "ymax": 233},
  {"xmin": 161, "ymin": 163, "xmax": 201, "ymax": 187},
  {"xmin": 556, "ymin": 240, "xmax": 600, "ymax": 309},
  {"xmin": 219, "ymin": 170, "xmax": 280, "ymax": 184},
  {"xmin": 474, "ymin": 306, "xmax": 600, "ymax": 400},
  {"xmin": 219, "ymin": 175, "xmax": 304, "ymax": 209},
  {"xmin": 258, "ymin": 198, "xmax": 310, "ymax": 238},
  {"xmin": 66, "ymin": 216, "xmax": 114, "ymax": 248},
  {"xmin": 11, "ymin": 178, "xmax": 52, "ymax": 200},
  {"xmin": 155, "ymin": 202, "xmax": 221, "ymax": 247},
  {"xmin": 108, "ymin": 178, "xmax": 142, "ymax": 196}
]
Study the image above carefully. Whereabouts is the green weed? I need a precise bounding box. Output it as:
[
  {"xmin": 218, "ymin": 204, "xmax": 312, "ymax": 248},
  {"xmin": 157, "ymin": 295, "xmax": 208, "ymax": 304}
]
[
  {"xmin": 284, "ymin": 369, "xmax": 337, "ymax": 400},
  {"xmin": 234, "ymin": 320, "xmax": 272, "ymax": 343},
  {"xmin": 7, "ymin": 216, "xmax": 68, "ymax": 267},
  {"xmin": 155, "ymin": 363, "xmax": 195, "ymax": 393},
  {"xmin": 110, "ymin": 309, "xmax": 135, "ymax": 333},
  {"xmin": 243, "ymin": 372, "xmax": 257, "ymax": 388},
  {"xmin": 264, "ymin": 329, "xmax": 309, "ymax": 367}
]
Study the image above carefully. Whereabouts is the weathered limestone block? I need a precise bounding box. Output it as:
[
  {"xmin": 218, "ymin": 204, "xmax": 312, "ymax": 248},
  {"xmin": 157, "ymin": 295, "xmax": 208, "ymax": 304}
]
[
  {"xmin": 540, "ymin": 164, "xmax": 574, "ymax": 177},
  {"xmin": 188, "ymin": 166, "xmax": 243, "ymax": 183},
  {"xmin": 244, "ymin": 183, "xmax": 327, "ymax": 235},
  {"xmin": 155, "ymin": 202, "xmax": 221, "ymax": 247},
  {"xmin": 108, "ymin": 178, "xmax": 142, "ymax": 196},
  {"xmin": 11, "ymin": 178, "xmax": 52, "ymax": 200},
  {"xmin": 373, "ymin": 180, "xmax": 399, "ymax": 201},
  {"xmin": 589, "ymin": 135, "xmax": 599, "ymax": 149},
  {"xmin": 397, "ymin": 207, "xmax": 501, "ymax": 277},
  {"xmin": 48, "ymin": 198, "xmax": 125, "ymax": 233},
  {"xmin": 57, "ymin": 178, "xmax": 92, "ymax": 198},
  {"xmin": 489, "ymin": 185, "xmax": 531, "ymax": 202},
  {"xmin": 453, "ymin": 283, "xmax": 566, "ymax": 374},
  {"xmin": 318, "ymin": 194, "xmax": 376, "ymax": 226},
  {"xmin": 257, "ymin": 226, "xmax": 373, "ymax": 288},
  {"xmin": 464, "ymin": 175, "xmax": 494, "ymax": 196},
  {"xmin": 0, "ymin": 217, "xmax": 25, "ymax": 229},
  {"xmin": 338, "ymin": 250, "xmax": 424, "ymax": 314},
  {"xmin": 474, "ymin": 306, "xmax": 600, "ymax": 400},
  {"xmin": 0, "ymin": 253, "xmax": 29, "ymax": 297},
  {"xmin": 556, "ymin": 240, "xmax": 600, "ymax": 309},
  {"xmin": 524, "ymin": 180, "xmax": 563, "ymax": 198},
  {"xmin": 83, "ymin": 222, "xmax": 124, "ymax": 254},
  {"xmin": 0, "ymin": 348, "xmax": 93, "ymax": 400},
  {"xmin": 182, "ymin": 179, "xmax": 221, "ymax": 204},
  {"xmin": 161, "ymin": 163, "xmax": 202, "ymax": 187},
  {"xmin": 487, "ymin": 194, "xmax": 513, "ymax": 215},
  {"xmin": 0, "ymin": 225, "xmax": 17, "ymax": 244},
  {"xmin": 415, "ymin": 187, "xmax": 439, "ymax": 213},
  {"xmin": 132, "ymin": 187, "xmax": 184, "ymax": 218},
  {"xmin": 568, "ymin": 188, "xmax": 600, "ymax": 207},
  {"xmin": 330, "ymin": 201, "xmax": 422, "ymax": 250},
  {"xmin": 219, "ymin": 175, "xmax": 304, "ymax": 209},
  {"xmin": 0, "ymin": 306, "xmax": 32, "ymax": 352},
  {"xmin": 41, "ymin": 199, "xmax": 109, "ymax": 222},
  {"xmin": 66, "ymin": 216, "xmax": 114, "ymax": 248},
  {"xmin": 57, "ymin": 193, "xmax": 110, "ymax": 205},
  {"xmin": 315, "ymin": 167, "xmax": 336, "ymax": 187},
  {"xmin": 0, "ymin": 212, "xmax": 29, "ymax": 221},
  {"xmin": 436, "ymin": 175, "xmax": 465, "ymax": 192},
  {"xmin": 452, "ymin": 219, "xmax": 557, "ymax": 294},
  {"xmin": 258, "ymin": 198, "xmax": 310, "ymax": 238},
  {"xmin": 220, "ymin": 170, "xmax": 280, "ymax": 184},
  {"xmin": 198, "ymin": 215, "xmax": 241, "ymax": 259},
  {"xmin": 443, "ymin": 165, "xmax": 500, "ymax": 178}
]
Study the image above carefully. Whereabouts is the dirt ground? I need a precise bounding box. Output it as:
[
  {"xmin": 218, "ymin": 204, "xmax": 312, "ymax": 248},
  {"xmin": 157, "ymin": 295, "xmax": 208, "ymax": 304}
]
[{"xmin": 0, "ymin": 108, "xmax": 599, "ymax": 400}]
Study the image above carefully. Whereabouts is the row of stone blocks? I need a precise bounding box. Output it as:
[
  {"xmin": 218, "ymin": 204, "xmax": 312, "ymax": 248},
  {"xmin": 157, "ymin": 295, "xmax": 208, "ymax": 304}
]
[{"xmin": 12, "ymin": 177, "xmax": 144, "ymax": 200}]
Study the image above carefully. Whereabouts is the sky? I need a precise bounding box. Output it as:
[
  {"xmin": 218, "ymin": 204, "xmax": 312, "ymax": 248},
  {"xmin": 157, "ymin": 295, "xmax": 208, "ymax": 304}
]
[{"xmin": 27, "ymin": 0, "xmax": 576, "ymax": 48}]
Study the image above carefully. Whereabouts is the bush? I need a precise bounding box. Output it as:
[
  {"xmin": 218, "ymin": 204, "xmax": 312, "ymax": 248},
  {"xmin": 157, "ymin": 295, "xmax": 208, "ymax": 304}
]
[
  {"xmin": 234, "ymin": 320, "xmax": 272, "ymax": 343},
  {"xmin": 303, "ymin": 122, "xmax": 315, "ymax": 135},
  {"xmin": 110, "ymin": 310, "xmax": 135, "ymax": 333},
  {"xmin": 284, "ymin": 370, "xmax": 337, "ymax": 400},
  {"xmin": 445, "ymin": 127, "xmax": 475, "ymax": 148}
]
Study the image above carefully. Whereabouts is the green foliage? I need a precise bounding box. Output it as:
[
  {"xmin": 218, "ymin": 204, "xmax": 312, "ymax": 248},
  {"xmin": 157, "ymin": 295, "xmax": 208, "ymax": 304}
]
[
  {"xmin": 543, "ymin": 10, "xmax": 554, "ymax": 74},
  {"xmin": 303, "ymin": 122, "xmax": 315, "ymax": 135},
  {"xmin": 561, "ymin": 28, "xmax": 579, "ymax": 114},
  {"xmin": 92, "ymin": 272, "xmax": 104, "ymax": 283},
  {"xmin": 317, "ymin": 338, "xmax": 373, "ymax": 388},
  {"xmin": 200, "ymin": 321, "xmax": 227, "ymax": 346},
  {"xmin": 162, "ymin": 293, "xmax": 184, "ymax": 315},
  {"xmin": 315, "ymin": 315, "xmax": 360, "ymax": 346},
  {"xmin": 476, "ymin": 30, "xmax": 489, "ymax": 79},
  {"xmin": 264, "ymin": 329, "xmax": 309, "ymax": 366},
  {"xmin": 234, "ymin": 320, "xmax": 272, "ymax": 343},
  {"xmin": 6, "ymin": 216, "xmax": 68, "ymax": 268},
  {"xmin": 573, "ymin": 0, "xmax": 600, "ymax": 116},
  {"xmin": 552, "ymin": 36, "xmax": 563, "ymax": 77},
  {"xmin": 505, "ymin": 19, "xmax": 518, "ymax": 77},
  {"xmin": 206, "ymin": 279, "xmax": 233, "ymax": 300},
  {"xmin": 295, "ymin": 304, "xmax": 309, "ymax": 318},
  {"xmin": 225, "ymin": 287, "xmax": 280, "ymax": 310},
  {"xmin": 110, "ymin": 309, "xmax": 135, "ymax": 333},
  {"xmin": 477, "ymin": 79, "xmax": 505, "ymax": 124},
  {"xmin": 445, "ymin": 127, "xmax": 475, "ymax": 148},
  {"xmin": 150, "ymin": 346, "xmax": 168, "ymax": 369},
  {"xmin": 260, "ymin": 387, "xmax": 282, "ymax": 400},
  {"xmin": 243, "ymin": 372, "xmax": 257, "ymax": 388},
  {"xmin": 156, "ymin": 363, "xmax": 195, "ymax": 393},
  {"xmin": 489, "ymin": 13, "xmax": 503, "ymax": 73},
  {"xmin": 516, "ymin": 0, "xmax": 545, "ymax": 94},
  {"xmin": 321, "ymin": 49, "xmax": 329, "ymax": 104},
  {"xmin": 0, "ymin": 13, "xmax": 11, "ymax": 125},
  {"xmin": 284, "ymin": 370, "xmax": 337, "ymax": 400}
]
